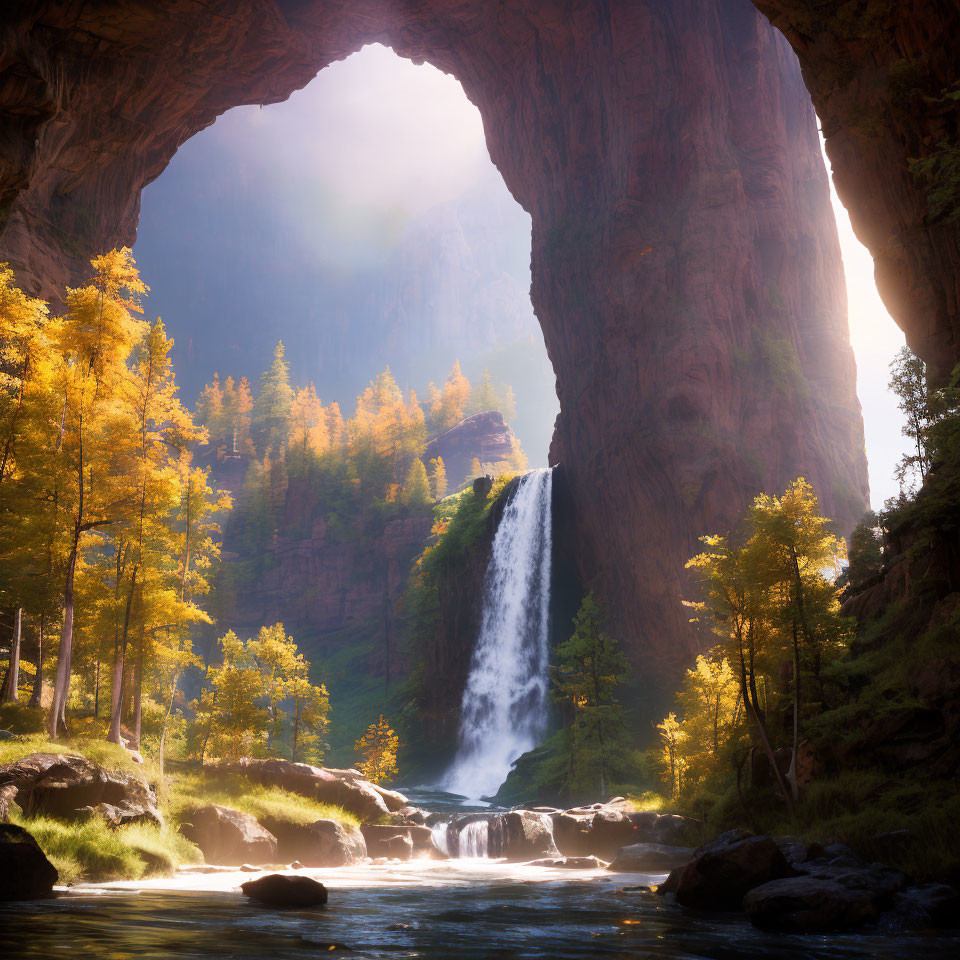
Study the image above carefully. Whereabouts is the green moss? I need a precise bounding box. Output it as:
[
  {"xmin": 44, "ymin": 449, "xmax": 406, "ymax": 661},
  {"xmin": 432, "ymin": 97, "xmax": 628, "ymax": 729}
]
[{"xmin": 911, "ymin": 139, "xmax": 960, "ymax": 223}]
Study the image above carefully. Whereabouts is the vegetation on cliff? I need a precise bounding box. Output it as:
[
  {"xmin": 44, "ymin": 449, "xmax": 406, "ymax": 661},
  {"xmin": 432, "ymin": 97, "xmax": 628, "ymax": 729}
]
[{"xmin": 643, "ymin": 354, "xmax": 960, "ymax": 881}]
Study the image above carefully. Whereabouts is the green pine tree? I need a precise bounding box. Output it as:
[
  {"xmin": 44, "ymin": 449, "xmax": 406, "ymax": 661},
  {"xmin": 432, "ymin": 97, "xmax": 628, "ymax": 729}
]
[{"xmin": 252, "ymin": 340, "xmax": 294, "ymax": 457}]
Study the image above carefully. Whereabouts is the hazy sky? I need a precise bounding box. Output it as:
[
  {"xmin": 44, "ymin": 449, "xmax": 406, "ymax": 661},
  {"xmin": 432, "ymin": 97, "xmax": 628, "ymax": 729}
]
[
  {"xmin": 141, "ymin": 42, "xmax": 908, "ymax": 508},
  {"xmin": 820, "ymin": 139, "xmax": 907, "ymax": 508}
]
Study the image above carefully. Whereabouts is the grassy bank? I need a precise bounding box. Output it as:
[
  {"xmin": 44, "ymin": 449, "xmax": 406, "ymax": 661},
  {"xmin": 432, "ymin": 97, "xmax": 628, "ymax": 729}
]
[{"xmin": 1, "ymin": 707, "xmax": 360, "ymax": 883}]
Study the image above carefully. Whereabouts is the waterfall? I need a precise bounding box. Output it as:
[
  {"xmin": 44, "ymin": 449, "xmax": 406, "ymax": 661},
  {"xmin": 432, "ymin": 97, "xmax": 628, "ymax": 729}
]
[
  {"xmin": 430, "ymin": 821, "xmax": 451, "ymax": 857},
  {"xmin": 458, "ymin": 820, "xmax": 490, "ymax": 858},
  {"xmin": 441, "ymin": 468, "xmax": 554, "ymax": 799}
]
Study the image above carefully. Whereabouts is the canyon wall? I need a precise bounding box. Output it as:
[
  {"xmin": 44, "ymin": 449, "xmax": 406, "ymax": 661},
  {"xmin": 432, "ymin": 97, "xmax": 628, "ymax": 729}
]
[
  {"xmin": 0, "ymin": 0, "xmax": 868, "ymax": 674},
  {"xmin": 751, "ymin": 0, "xmax": 960, "ymax": 383}
]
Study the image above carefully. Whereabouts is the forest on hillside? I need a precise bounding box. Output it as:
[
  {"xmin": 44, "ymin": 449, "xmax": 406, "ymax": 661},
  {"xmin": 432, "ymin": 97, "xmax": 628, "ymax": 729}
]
[{"xmin": 0, "ymin": 249, "xmax": 531, "ymax": 774}]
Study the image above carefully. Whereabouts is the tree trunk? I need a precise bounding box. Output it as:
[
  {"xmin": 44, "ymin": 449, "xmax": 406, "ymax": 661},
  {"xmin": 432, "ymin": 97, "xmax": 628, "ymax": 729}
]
[
  {"xmin": 157, "ymin": 669, "xmax": 181, "ymax": 780},
  {"xmin": 785, "ymin": 620, "xmax": 801, "ymax": 803},
  {"xmin": 48, "ymin": 533, "xmax": 79, "ymax": 738},
  {"xmin": 28, "ymin": 614, "xmax": 43, "ymax": 707},
  {"xmin": 107, "ymin": 568, "xmax": 137, "ymax": 744},
  {"xmin": 131, "ymin": 624, "xmax": 144, "ymax": 751},
  {"xmin": 2, "ymin": 608, "xmax": 22, "ymax": 702},
  {"xmin": 737, "ymin": 623, "xmax": 795, "ymax": 817}
]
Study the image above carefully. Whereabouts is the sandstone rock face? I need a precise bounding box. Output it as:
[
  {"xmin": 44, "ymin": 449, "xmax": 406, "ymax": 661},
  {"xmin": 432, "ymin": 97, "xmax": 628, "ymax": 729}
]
[
  {"xmin": 490, "ymin": 811, "xmax": 558, "ymax": 862},
  {"xmin": 361, "ymin": 823, "xmax": 433, "ymax": 859},
  {"xmin": 228, "ymin": 488, "xmax": 432, "ymax": 642},
  {"xmin": 751, "ymin": 1, "xmax": 960, "ymax": 382},
  {"xmin": 0, "ymin": 753, "xmax": 161, "ymax": 826},
  {"xmin": 423, "ymin": 411, "xmax": 517, "ymax": 488},
  {"xmin": 0, "ymin": 823, "xmax": 58, "ymax": 901},
  {"xmin": 552, "ymin": 806, "xmax": 697, "ymax": 859},
  {"xmin": 218, "ymin": 758, "xmax": 397, "ymax": 822},
  {"xmin": 0, "ymin": 0, "xmax": 868, "ymax": 676},
  {"xmin": 258, "ymin": 816, "xmax": 366, "ymax": 867},
  {"xmin": 608, "ymin": 843, "xmax": 694, "ymax": 874},
  {"xmin": 179, "ymin": 804, "xmax": 278, "ymax": 865},
  {"xmin": 240, "ymin": 873, "xmax": 328, "ymax": 908}
]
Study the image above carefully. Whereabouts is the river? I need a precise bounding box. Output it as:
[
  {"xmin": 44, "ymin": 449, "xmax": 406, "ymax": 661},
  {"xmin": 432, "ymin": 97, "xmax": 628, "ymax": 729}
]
[{"xmin": 3, "ymin": 859, "xmax": 957, "ymax": 959}]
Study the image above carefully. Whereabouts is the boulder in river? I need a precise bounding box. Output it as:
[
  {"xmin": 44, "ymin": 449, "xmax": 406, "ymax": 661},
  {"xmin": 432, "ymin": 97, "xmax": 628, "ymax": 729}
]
[
  {"xmin": 552, "ymin": 806, "xmax": 697, "ymax": 859},
  {"xmin": 743, "ymin": 861, "xmax": 907, "ymax": 931},
  {"xmin": 0, "ymin": 823, "xmax": 58, "ymax": 900},
  {"xmin": 259, "ymin": 815, "xmax": 366, "ymax": 866},
  {"xmin": 218, "ymin": 758, "xmax": 395, "ymax": 821},
  {"xmin": 608, "ymin": 843, "xmax": 693, "ymax": 873},
  {"xmin": 361, "ymin": 825, "xmax": 414, "ymax": 859},
  {"xmin": 179, "ymin": 804, "xmax": 278, "ymax": 865},
  {"xmin": 887, "ymin": 882, "xmax": 960, "ymax": 930},
  {"xmin": 666, "ymin": 831, "xmax": 793, "ymax": 910},
  {"xmin": 0, "ymin": 753, "xmax": 161, "ymax": 826},
  {"xmin": 240, "ymin": 873, "xmax": 328, "ymax": 908},
  {"xmin": 362, "ymin": 823, "xmax": 434, "ymax": 858},
  {"xmin": 492, "ymin": 811, "xmax": 557, "ymax": 861}
]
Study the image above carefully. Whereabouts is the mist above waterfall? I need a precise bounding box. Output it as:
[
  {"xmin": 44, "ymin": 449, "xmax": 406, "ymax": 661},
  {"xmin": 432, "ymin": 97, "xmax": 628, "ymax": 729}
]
[{"xmin": 441, "ymin": 468, "xmax": 554, "ymax": 798}]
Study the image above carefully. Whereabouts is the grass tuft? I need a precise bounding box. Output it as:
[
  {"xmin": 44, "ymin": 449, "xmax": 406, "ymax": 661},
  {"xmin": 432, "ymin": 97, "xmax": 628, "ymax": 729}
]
[
  {"xmin": 11, "ymin": 812, "xmax": 200, "ymax": 885},
  {"xmin": 166, "ymin": 770, "xmax": 359, "ymax": 829}
]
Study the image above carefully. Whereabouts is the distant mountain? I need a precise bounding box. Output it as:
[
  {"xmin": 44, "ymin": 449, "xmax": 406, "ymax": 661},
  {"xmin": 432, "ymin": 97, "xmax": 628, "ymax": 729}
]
[{"xmin": 133, "ymin": 142, "xmax": 559, "ymax": 460}]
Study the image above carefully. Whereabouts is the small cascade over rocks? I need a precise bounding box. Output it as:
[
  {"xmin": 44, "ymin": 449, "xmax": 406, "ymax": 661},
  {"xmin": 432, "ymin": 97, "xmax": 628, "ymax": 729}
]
[
  {"xmin": 459, "ymin": 820, "xmax": 490, "ymax": 858},
  {"xmin": 428, "ymin": 810, "xmax": 559, "ymax": 861},
  {"xmin": 441, "ymin": 468, "xmax": 554, "ymax": 799}
]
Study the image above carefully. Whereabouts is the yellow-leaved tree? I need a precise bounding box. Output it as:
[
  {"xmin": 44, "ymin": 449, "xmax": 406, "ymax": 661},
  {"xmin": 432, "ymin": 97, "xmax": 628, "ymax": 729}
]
[{"xmin": 355, "ymin": 714, "xmax": 399, "ymax": 783}]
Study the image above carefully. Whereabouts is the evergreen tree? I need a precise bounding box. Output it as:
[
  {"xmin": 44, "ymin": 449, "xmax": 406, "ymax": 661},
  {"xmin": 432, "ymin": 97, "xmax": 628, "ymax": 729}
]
[
  {"xmin": 889, "ymin": 346, "xmax": 930, "ymax": 491},
  {"xmin": 252, "ymin": 340, "xmax": 294, "ymax": 457},
  {"xmin": 554, "ymin": 592, "xmax": 630, "ymax": 798}
]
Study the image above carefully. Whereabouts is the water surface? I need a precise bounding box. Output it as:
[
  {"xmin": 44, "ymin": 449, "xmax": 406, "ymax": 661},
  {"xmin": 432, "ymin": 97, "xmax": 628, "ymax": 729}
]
[{"xmin": 3, "ymin": 860, "xmax": 956, "ymax": 960}]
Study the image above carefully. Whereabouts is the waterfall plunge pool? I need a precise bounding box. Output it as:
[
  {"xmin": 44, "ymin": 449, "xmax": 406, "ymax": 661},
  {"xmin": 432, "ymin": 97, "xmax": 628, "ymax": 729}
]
[{"xmin": 3, "ymin": 859, "xmax": 956, "ymax": 960}]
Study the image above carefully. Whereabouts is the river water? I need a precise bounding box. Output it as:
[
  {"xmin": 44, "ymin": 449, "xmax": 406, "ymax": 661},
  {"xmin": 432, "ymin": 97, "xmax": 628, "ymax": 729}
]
[{"xmin": 3, "ymin": 860, "xmax": 957, "ymax": 960}]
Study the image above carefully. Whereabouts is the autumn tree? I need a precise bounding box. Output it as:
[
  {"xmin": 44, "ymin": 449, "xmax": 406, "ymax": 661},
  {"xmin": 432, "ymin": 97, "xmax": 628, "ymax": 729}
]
[
  {"xmin": 289, "ymin": 671, "xmax": 330, "ymax": 763},
  {"xmin": 657, "ymin": 712, "xmax": 688, "ymax": 798},
  {"xmin": 48, "ymin": 248, "xmax": 148, "ymax": 738},
  {"xmin": 355, "ymin": 714, "xmax": 399, "ymax": 783},
  {"xmin": 428, "ymin": 456, "xmax": 447, "ymax": 500},
  {"xmin": 435, "ymin": 360, "xmax": 471, "ymax": 431},
  {"xmin": 401, "ymin": 457, "xmax": 431, "ymax": 508},
  {"xmin": 684, "ymin": 478, "xmax": 850, "ymax": 812}
]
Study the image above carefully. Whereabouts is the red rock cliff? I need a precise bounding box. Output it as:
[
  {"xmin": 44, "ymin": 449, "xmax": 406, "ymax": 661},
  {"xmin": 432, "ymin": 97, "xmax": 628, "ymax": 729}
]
[{"xmin": 0, "ymin": 1, "xmax": 868, "ymax": 674}]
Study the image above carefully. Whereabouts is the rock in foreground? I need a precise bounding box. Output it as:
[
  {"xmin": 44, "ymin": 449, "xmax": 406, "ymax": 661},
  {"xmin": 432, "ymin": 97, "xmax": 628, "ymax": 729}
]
[
  {"xmin": 492, "ymin": 811, "xmax": 557, "ymax": 861},
  {"xmin": 0, "ymin": 823, "xmax": 58, "ymax": 900},
  {"xmin": 180, "ymin": 804, "xmax": 278, "ymax": 865},
  {"xmin": 0, "ymin": 753, "xmax": 161, "ymax": 826},
  {"xmin": 218, "ymin": 759, "xmax": 396, "ymax": 821},
  {"xmin": 668, "ymin": 831, "xmax": 793, "ymax": 910},
  {"xmin": 260, "ymin": 816, "xmax": 366, "ymax": 867},
  {"xmin": 240, "ymin": 873, "xmax": 327, "ymax": 908},
  {"xmin": 608, "ymin": 843, "xmax": 693, "ymax": 873},
  {"xmin": 743, "ymin": 867, "xmax": 903, "ymax": 932}
]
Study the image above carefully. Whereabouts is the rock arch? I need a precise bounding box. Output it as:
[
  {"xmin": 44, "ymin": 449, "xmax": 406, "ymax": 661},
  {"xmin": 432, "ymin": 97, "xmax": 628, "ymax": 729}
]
[{"xmin": 0, "ymin": 0, "xmax": 869, "ymax": 670}]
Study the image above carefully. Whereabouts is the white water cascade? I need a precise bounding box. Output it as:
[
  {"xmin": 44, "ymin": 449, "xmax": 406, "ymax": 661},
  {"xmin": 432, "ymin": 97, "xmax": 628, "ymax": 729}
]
[{"xmin": 441, "ymin": 468, "xmax": 554, "ymax": 799}]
